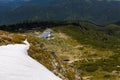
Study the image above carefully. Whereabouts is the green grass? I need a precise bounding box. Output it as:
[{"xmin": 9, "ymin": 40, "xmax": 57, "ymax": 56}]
[
  {"xmin": 52, "ymin": 25, "xmax": 120, "ymax": 51},
  {"xmin": 50, "ymin": 23, "xmax": 120, "ymax": 80}
]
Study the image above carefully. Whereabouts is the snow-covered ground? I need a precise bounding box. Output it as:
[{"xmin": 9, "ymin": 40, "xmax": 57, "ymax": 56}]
[{"xmin": 0, "ymin": 40, "xmax": 62, "ymax": 80}]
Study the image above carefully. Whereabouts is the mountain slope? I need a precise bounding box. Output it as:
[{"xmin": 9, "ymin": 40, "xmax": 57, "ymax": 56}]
[
  {"xmin": 1, "ymin": 20, "xmax": 120, "ymax": 50},
  {"xmin": 0, "ymin": 21, "xmax": 120, "ymax": 79},
  {"xmin": 1, "ymin": 0, "xmax": 120, "ymax": 25},
  {"xmin": 24, "ymin": 21, "xmax": 120, "ymax": 80},
  {"xmin": 0, "ymin": 30, "xmax": 75, "ymax": 80}
]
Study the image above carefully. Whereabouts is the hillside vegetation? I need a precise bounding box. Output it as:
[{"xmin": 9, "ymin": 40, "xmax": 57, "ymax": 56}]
[
  {"xmin": 0, "ymin": 21, "xmax": 120, "ymax": 80},
  {"xmin": 50, "ymin": 22, "xmax": 120, "ymax": 80}
]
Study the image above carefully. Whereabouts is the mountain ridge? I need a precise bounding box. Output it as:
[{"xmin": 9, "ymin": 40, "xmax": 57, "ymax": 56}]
[{"xmin": 1, "ymin": 0, "xmax": 120, "ymax": 25}]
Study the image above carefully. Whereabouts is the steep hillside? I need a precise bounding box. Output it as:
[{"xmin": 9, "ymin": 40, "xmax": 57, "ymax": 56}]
[
  {"xmin": 32, "ymin": 21, "xmax": 120, "ymax": 80},
  {"xmin": 0, "ymin": 30, "xmax": 75, "ymax": 80},
  {"xmin": 49, "ymin": 23, "xmax": 120, "ymax": 80},
  {"xmin": 0, "ymin": 21, "xmax": 120, "ymax": 80},
  {"xmin": 27, "ymin": 28, "xmax": 120, "ymax": 80}
]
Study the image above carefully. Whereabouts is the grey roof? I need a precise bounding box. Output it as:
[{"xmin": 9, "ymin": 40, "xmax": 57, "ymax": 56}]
[{"xmin": 41, "ymin": 31, "xmax": 51, "ymax": 38}]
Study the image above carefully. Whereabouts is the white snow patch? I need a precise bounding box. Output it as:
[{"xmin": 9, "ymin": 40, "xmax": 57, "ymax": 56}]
[{"xmin": 0, "ymin": 40, "xmax": 62, "ymax": 80}]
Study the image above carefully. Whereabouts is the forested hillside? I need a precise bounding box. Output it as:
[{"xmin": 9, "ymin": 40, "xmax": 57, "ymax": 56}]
[{"xmin": 1, "ymin": 0, "xmax": 120, "ymax": 25}]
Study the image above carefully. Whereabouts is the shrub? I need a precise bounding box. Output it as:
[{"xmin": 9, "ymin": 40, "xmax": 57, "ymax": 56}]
[
  {"xmin": 84, "ymin": 64, "xmax": 98, "ymax": 72},
  {"xmin": 104, "ymin": 74, "xmax": 111, "ymax": 78}
]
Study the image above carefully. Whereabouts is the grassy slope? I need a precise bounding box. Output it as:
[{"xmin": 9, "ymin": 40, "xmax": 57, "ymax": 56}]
[
  {"xmin": 30, "ymin": 22, "xmax": 120, "ymax": 80},
  {"xmin": 1, "ymin": 21, "xmax": 120, "ymax": 80},
  {"xmin": 50, "ymin": 23, "xmax": 120, "ymax": 80}
]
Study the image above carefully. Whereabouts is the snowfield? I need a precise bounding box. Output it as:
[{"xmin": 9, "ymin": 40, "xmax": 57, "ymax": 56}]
[{"xmin": 0, "ymin": 40, "xmax": 62, "ymax": 80}]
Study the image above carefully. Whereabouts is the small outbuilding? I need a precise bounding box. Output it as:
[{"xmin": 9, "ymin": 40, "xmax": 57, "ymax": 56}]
[{"xmin": 40, "ymin": 28, "xmax": 54, "ymax": 39}]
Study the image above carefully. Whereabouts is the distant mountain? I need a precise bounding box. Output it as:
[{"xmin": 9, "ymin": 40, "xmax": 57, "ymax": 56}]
[
  {"xmin": 1, "ymin": 0, "xmax": 120, "ymax": 25},
  {"xmin": 0, "ymin": 0, "xmax": 56, "ymax": 7}
]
